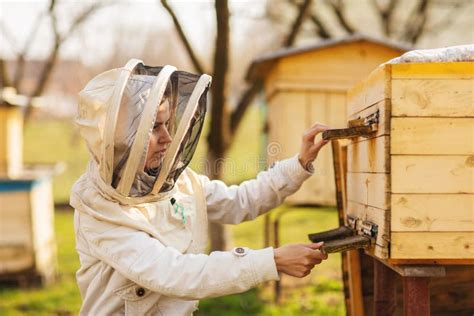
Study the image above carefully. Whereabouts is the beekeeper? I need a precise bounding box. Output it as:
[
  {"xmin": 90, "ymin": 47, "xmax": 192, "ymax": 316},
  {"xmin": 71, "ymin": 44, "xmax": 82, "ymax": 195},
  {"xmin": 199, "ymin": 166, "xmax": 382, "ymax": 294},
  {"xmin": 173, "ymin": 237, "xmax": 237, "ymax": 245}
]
[{"xmin": 71, "ymin": 59, "xmax": 330, "ymax": 315}]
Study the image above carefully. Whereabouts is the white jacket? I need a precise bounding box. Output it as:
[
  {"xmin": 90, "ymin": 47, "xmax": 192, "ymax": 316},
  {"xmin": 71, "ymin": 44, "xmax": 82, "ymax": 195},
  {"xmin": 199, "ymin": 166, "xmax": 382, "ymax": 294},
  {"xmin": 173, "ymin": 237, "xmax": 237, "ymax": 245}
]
[
  {"xmin": 70, "ymin": 59, "xmax": 313, "ymax": 315},
  {"xmin": 71, "ymin": 156, "xmax": 312, "ymax": 315}
]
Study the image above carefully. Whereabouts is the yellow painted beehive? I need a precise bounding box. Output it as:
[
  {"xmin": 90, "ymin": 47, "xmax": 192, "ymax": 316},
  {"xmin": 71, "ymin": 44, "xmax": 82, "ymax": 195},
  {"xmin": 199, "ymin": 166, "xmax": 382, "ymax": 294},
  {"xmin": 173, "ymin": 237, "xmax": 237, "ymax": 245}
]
[
  {"xmin": 247, "ymin": 36, "xmax": 408, "ymax": 206},
  {"xmin": 345, "ymin": 62, "xmax": 474, "ymax": 262}
]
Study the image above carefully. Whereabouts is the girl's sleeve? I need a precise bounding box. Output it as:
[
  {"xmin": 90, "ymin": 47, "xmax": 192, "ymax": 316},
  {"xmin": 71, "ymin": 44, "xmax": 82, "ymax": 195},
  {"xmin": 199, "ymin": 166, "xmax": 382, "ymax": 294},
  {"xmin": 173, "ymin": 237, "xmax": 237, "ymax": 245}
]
[
  {"xmin": 199, "ymin": 155, "xmax": 313, "ymax": 224},
  {"xmin": 78, "ymin": 212, "xmax": 279, "ymax": 300}
]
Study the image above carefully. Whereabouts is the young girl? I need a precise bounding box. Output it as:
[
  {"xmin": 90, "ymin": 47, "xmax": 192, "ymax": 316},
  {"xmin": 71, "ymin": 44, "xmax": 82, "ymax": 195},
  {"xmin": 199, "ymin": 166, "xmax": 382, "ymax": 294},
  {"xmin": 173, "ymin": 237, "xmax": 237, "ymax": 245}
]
[{"xmin": 71, "ymin": 59, "xmax": 329, "ymax": 315}]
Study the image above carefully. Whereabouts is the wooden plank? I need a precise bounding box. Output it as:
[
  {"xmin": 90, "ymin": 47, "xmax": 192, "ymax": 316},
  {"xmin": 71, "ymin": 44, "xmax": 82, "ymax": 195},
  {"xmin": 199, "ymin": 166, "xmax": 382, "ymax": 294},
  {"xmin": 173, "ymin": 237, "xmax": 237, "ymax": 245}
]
[
  {"xmin": 347, "ymin": 201, "xmax": 389, "ymax": 259},
  {"xmin": 431, "ymin": 266, "xmax": 474, "ymax": 314},
  {"xmin": 30, "ymin": 180, "xmax": 56, "ymax": 277},
  {"xmin": 347, "ymin": 64, "xmax": 391, "ymax": 116},
  {"xmin": 391, "ymin": 62, "xmax": 474, "ymax": 80},
  {"xmin": 276, "ymin": 42, "xmax": 403, "ymax": 93},
  {"xmin": 391, "ymin": 118, "xmax": 474, "ymax": 155},
  {"xmin": 347, "ymin": 172, "xmax": 390, "ymax": 210},
  {"xmin": 388, "ymin": 259, "xmax": 474, "ymax": 265},
  {"xmin": 378, "ymin": 259, "xmax": 446, "ymax": 277},
  {"xmin": 348, "ymin": 99, "xmax": 391, "ymax": 139},
  {"xmin": 331, "ymin": 141, "xmax": 347, "ymax": 218},
  {"xmin": 374, "ymin": 260, "xmax": 398, "ymax": 315},
  {"xmin": 347, "ymin": 135, "xmax": 389, "ymax": 173},
  {"xmin": 391, "ymin": 155, "xmax": 474, "ymax": 193},
  {"xmin": 0, "ymin": 191, "xmax": 31, "ymax": 246},
  {"xmin": 391, "ymin": 232, "xmax": 474, "ymax": 259},
  {"xmin": 391, "ymin": 194, "xmax": 474, "ymax": 232},
  {"xmin": 347, "ymin": 250, "xmax": 365, "ymax": 316},
  {"xmin": 392, "ymin": 79, "xmax": 474, "ymax": 117},
  {"xmin": 403, "ymin": 277, "xmax": 431, "ymax": 316}
]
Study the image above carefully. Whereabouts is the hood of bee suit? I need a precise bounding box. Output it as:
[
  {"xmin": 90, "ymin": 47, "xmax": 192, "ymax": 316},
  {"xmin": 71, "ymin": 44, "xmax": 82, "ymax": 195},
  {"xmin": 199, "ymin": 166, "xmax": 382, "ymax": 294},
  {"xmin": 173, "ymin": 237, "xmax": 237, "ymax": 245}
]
[{"xmin": 75, "ymin": 59, "xmax": 211, "ymax": 205}]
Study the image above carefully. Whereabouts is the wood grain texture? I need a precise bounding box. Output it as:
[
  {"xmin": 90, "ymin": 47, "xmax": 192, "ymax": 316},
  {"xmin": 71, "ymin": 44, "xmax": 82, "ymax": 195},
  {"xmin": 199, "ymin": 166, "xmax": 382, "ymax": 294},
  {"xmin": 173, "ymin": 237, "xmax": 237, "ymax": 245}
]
[
  {"xmin": 391, "ymin": 79, "xmax": 474, "ymax": 117},
  {"xmin": 391, "ymin": 232, "xmax": 474, "ymax": 259},
  {"xmin": 347, "ymin": 172, "xmax": 390, "ymax": 209},
  {"xmin": 391, "ymin": 117, "xmax": 474, "ymax": 155},
  {"xmin": 391, "ymin": 62, "xmax": 474, "ymax": 79},
  {"xmin": 391, "ymin": 155, "xmax": 474, "ymax": 193},
  {"xmin": 347, "ymin": 135, "xmax": 389, "ymax": 173},
  {"xmin": 347, "ymin": 64, "xmax": 390, "ymax": 116},
  {"xmin": 403, "ymin": 277, "xmax": 431, "ymax": 316},
  {"xmin": 391, "ymin": 194, "xmax": 474, "ymax": 232}
]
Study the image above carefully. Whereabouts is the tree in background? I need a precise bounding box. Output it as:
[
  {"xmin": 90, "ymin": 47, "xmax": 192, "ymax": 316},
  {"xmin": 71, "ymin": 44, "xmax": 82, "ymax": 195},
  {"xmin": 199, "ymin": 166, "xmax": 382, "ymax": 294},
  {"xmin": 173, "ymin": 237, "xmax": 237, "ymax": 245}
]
[
  {"xmin": 0, "ymin": 0, "xmax": 107, "ymax": 119},
  {"xmin": 160, "ymin": 0, "xmax": 472, "ymax": 251}
]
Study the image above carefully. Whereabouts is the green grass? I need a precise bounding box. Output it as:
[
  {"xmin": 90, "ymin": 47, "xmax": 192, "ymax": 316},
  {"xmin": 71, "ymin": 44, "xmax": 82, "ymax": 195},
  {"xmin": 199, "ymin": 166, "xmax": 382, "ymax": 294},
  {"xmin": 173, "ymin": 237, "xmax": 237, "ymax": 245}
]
[
  {"xmin": 0, "ymin": 212, "xmax": 81, "ymax": 316},
  {"xmin": 1, "ymin": 107, "xmax": 345, "ymax": 315},
  {"xmin": 23, "ymin": 119, "xmax": 89, "ymax": 204}
]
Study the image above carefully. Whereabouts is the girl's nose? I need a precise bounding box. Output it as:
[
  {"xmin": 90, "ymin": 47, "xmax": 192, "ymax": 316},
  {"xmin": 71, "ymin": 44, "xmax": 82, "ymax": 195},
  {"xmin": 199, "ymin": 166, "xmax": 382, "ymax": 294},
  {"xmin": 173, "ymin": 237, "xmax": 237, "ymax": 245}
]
[{"xmin": 160, "ymin": 127, "xmax": 172, "ymax": 144}]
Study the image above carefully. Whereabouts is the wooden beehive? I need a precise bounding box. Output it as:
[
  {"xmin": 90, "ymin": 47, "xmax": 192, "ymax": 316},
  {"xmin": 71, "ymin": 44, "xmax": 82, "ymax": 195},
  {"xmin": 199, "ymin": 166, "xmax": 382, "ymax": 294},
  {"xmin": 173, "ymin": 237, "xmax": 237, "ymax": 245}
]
[
  {"xmin": 247, "ymin": 35, "xmax": 409, "ymax": 206},
  {"xmin": 345, "ymin": 61, "xmax": 474, "ymax": 261},
  {"xmin": 0, "ymin": 177, "xmax": 57, "ymax": 285}
]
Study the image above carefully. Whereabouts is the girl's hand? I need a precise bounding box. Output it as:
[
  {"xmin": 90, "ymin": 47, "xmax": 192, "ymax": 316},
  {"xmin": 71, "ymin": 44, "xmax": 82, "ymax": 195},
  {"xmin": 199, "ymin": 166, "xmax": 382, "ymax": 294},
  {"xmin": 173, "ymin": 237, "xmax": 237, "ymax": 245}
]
[
  {"xmin": 298, "ymin": 123, "xmax": 330, "ymax": 171},
  {"xmin": 274, "ymin": 242, "xmax": 328, "ymax": 278}
]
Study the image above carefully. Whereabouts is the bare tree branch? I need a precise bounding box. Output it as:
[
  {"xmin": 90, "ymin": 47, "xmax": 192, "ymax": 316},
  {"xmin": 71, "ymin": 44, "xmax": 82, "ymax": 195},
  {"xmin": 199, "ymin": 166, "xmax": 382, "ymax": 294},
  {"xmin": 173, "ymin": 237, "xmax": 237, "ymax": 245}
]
[
  {"xmin": 23, "ymin": 1, "xmax": 105, "ymax": 120},
  {"xmin": 284, "ymin": 0, "xmax": 313, "ymax": 47},
  {"xmin": 327, "ymin": 0, "xmax": 356, "ymax": 34},
  {"xmin": 371, "ymin": 0, "xmax": 397, "ymax": 36},
  {"xmin": 309, "ymin": 12, "xmax": 332, "ymax": 39},
  {"xmin": 208, "ymin": 0, "xmax": 231, "ymax": 169},
  {"xmin": 401, "ymin": 0, "xmax": 430, "ymax": 44},
  {"xmin": 160, "ymin": 0, "xmax": 205, "ymax": 74}
]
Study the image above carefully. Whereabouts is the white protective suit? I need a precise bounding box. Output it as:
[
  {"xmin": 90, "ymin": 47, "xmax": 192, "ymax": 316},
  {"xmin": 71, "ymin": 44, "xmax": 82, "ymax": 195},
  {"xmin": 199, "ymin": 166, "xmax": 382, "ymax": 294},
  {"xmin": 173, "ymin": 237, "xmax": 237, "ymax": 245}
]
[{"xmin": 70, "ymin": 59, "xmax": 313, "ymax": 315}]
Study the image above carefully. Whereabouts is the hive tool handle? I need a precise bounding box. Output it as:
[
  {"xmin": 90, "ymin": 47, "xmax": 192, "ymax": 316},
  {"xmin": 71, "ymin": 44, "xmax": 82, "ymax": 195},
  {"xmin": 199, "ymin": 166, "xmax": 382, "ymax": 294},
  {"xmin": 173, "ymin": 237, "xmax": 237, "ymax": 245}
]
[{"xmin": 322, "ymin": 110, "xmax": 379, "ymax": 141}]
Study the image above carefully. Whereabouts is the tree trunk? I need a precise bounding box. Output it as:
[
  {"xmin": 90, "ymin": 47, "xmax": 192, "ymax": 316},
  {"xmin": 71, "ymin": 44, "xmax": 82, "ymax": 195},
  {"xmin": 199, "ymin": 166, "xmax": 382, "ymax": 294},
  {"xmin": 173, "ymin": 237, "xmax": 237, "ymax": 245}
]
[{"xmin": 207, "ymin": 0, "xmax": 230, "ymax": 251}]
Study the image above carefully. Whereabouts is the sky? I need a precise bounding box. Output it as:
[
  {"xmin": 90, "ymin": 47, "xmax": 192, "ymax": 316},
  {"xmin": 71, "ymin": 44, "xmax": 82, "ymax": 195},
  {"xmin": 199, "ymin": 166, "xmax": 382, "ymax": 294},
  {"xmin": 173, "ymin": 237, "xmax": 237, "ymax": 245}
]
[
  {"xmin": 0, "ymin": 0, "xmax": 269, "ymax": 66},
  {"xmin": 1, "ymin": 0, "xmax": 473, "ymax": 66}
]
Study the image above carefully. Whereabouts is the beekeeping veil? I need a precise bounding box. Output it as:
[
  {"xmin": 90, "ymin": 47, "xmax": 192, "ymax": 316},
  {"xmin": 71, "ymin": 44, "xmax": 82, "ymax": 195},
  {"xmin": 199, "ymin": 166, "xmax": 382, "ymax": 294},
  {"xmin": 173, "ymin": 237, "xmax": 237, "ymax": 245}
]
[{"xmin": 76, "ymin": 59, "xmax": 211, "ymax": 204}]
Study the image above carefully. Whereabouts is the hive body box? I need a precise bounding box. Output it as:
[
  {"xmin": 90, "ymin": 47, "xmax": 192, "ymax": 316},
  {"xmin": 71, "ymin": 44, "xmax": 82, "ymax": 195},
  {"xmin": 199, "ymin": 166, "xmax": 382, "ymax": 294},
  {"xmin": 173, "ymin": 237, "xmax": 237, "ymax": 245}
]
[
  {"xmin": 345, "ymin": 61, "xmax": 474, "ymax": 261},
  {"xmin": 0, "ymin": 177, "xmax": 57, "ymax": 285}
]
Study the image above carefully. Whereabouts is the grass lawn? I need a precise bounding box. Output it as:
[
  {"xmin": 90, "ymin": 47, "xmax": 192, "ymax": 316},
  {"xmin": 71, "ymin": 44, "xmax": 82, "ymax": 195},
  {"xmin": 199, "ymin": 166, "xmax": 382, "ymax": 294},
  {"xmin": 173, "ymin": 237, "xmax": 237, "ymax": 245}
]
[{"xmin": 1, "ymin": 107, "xmax": 345, "ymax": 315}]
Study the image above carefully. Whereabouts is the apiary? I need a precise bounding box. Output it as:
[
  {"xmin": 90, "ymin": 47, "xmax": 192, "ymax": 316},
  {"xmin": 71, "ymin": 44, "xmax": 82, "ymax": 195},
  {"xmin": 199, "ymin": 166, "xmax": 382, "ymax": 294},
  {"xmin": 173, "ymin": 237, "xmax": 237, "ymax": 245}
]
[{"xmin": 341, "ymin": 61, "xmax": 473, "ymax": 262}]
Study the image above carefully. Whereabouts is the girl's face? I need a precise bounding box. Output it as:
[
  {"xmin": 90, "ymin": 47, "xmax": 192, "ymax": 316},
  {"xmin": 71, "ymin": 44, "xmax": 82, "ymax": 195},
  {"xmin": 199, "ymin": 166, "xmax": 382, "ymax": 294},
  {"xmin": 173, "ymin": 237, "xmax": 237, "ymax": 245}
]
[{"xmin": 144, "ymin": 99, "xmax": 172, "ymax": 172}]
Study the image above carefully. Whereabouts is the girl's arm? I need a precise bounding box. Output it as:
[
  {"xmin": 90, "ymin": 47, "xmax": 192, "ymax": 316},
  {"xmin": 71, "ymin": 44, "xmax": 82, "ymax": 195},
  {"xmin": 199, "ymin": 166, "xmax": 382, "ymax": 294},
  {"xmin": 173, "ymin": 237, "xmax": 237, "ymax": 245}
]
[{"xmin": 199, "ymin": 154, "xmax": 313, "ymax": 224}]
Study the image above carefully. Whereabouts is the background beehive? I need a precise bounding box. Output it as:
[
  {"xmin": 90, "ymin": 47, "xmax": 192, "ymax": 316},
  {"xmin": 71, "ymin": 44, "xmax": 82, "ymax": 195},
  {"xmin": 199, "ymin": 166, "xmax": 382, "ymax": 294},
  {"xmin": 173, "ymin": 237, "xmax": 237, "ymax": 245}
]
[
  {"xmin": 346, "ymin": 62, "xmax": 474, "ymax": 260},
  {"xmin": 248, "ymin": 36, "xmax": 408, "ymax": 206},
  {"xmin": 0, "ymin": 178, "xmax": 57, "ymax": 284}
]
